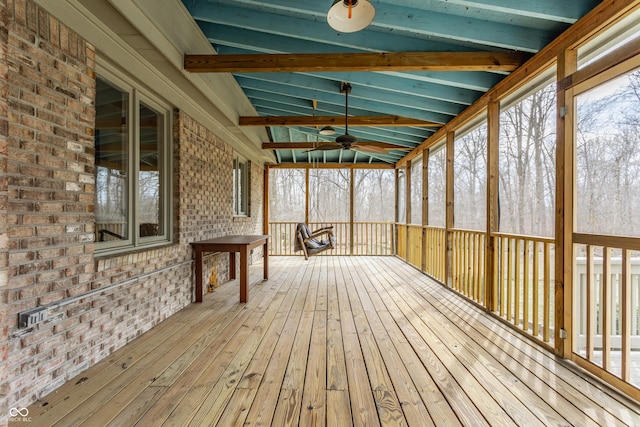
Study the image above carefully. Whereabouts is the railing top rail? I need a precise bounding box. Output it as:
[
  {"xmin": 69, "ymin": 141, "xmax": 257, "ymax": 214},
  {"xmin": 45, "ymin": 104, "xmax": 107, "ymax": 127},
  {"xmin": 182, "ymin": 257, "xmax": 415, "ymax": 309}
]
[
  {"xmin": 574, "ymin": 233, "xmax": 640, "ymax": 251},
  {"xmin": 493, "ymin": 232, "xmax": 555, "ymax": 244},
  {"xmin": 270, "ymin": 221, "xmax": 395, "ymax": 225}
]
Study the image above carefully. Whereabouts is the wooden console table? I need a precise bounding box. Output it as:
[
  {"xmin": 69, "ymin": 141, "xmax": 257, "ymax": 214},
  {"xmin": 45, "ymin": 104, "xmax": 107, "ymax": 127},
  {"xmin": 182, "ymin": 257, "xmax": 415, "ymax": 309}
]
[{"xmin": 190, "ymin": 235, "xmax": 269, "ymax": 303}]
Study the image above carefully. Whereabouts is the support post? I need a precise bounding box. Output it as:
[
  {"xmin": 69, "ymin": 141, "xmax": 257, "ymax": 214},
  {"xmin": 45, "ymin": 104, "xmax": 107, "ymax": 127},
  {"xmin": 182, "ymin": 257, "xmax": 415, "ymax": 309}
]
[
  {"xmin": 555, "ymin": 49, "xmax": 578, "ymax": 358},
  {"xmin": 486, "ymin": 100, "xmax": 500, "ymax": 311},
  {"xmin": 445, "ymin": 131, "xmax": 455, "ymax": 287}
]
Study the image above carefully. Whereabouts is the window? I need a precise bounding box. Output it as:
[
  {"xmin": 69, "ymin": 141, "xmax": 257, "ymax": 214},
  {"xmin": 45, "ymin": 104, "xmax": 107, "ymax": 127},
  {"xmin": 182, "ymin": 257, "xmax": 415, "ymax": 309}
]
[
  {"xmin": 397, "ymin": 168, "xmax": 406, "ymax": 223},
  {"xmin": 576, "ymin": 66, "xmax": 640, "ymax": 237},
  {"xmin": 454, "ymin": 122, "xmax": 487, "ymax": 230},
  {"xmin": 499, "ymin": 80, "xmax": 556, "ymax": 237},
  {"xmin": 428, "ymin": 144, "xmax": 446, "ymax": 228},
  {"xmin": 233, "ymin": 154, "xmax": 249, "ymax": 216},
  {"xmin": 94, "ymin": 75, "xmax": 171, "ymax": 252},
  {"xmin": 410, "ymin": 158, "xmax": 422, "ymax": 225}
]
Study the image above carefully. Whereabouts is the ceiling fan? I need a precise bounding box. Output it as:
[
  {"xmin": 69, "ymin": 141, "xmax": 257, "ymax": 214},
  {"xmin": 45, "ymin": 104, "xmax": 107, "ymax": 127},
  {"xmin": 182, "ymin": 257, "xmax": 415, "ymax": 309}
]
[{"xmin": 309, "ymin": 82, "xmax": 410, "ymax": 154}]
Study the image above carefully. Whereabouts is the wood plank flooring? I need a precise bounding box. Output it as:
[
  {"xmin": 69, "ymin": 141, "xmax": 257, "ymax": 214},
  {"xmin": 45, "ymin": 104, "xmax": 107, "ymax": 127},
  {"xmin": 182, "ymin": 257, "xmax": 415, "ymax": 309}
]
[{"xmin": 19, "ymin": 256, "xmax": 640, "ymax": 426}]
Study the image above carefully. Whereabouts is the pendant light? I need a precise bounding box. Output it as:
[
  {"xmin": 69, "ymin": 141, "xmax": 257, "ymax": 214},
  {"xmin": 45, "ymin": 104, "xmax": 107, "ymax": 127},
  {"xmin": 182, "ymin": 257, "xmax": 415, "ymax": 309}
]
[
  {"xmin": 319, "ymin": 126, "xmax": 336, "ymax": 135},
  {"xmin": 327, "ymin": 0, "xmax": 375, "ymax": 33}
]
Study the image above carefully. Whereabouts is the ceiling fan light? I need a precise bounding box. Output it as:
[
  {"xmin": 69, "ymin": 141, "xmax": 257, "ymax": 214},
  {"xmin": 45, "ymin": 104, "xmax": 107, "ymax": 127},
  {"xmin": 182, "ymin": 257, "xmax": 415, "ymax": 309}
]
[
  {"xmin": 319, "ymin": 125, "xmax": 336, "ymax": 135},
  {"xmin": 327, "ymin": 0, "xmax": 375, "ymax": 33}
]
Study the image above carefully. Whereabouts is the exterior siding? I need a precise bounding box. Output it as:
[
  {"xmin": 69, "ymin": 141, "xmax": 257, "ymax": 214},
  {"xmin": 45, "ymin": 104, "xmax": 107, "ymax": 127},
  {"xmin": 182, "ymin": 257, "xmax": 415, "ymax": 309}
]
[{"xmin": 0, "ymin": 2, "xmax": 264, "ymax": 423}]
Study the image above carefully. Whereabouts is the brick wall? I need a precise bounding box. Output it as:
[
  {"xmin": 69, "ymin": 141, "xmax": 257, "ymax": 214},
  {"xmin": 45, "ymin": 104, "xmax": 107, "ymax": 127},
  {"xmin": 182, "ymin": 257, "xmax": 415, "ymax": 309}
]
[
  {"xmin": 4, "ymin": 0, "xmax": 97, "ymax": 421},
  {"xmin": 174, "ymin": 110, "xmax": 264, "ymax": 290},
  {"xmin": 1, "ymin": 1, "xmax": 264, "ymax": 422},
  {"xmin": 1, "ymin": 0, "xmax": 10, "ymax": 424}
]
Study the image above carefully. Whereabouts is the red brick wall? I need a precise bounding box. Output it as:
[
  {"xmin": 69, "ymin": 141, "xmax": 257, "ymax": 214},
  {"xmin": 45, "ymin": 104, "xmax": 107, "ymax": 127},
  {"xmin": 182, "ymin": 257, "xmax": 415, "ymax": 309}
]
[{"xmin": 1, "ymin": 1, "xmax": 264, "ymax": 421}]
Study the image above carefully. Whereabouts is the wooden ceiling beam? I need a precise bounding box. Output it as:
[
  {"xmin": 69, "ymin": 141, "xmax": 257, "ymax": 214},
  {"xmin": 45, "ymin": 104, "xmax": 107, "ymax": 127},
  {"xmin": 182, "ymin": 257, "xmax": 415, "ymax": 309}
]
[
  {"xmin": 267, "ymin": 162, "xmax": 394, "ymax": 169},
  {"xmin": 184, "ymin": 51, "xmax": 530, "ymax": 73},
  {"xmin": 240, "ymin": 115, "xmax": 442, "ymax": 127}
]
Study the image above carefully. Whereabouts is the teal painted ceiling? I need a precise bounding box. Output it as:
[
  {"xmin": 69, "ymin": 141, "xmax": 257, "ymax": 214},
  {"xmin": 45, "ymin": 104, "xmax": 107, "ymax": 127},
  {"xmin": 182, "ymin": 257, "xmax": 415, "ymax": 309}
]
[{"xmin": 180, "ymin": 0, "xmax": 601, "ymax": 165}]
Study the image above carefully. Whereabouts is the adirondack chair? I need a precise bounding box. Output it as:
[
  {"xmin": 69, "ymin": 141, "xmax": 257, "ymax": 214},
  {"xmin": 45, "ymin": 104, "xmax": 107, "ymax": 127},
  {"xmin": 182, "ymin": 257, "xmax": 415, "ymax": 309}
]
[{"xmin": 294, "ymin": 223, "xmax": 336, "ymax": 260}]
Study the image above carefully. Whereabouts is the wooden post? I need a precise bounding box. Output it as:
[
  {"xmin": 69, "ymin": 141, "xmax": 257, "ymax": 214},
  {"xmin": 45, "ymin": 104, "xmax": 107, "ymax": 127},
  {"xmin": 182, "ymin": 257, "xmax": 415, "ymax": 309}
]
[
  {"xmin": 445, "ymin": 131, "xmax": 455, "ymax": 287},
  {"xmin": 422, "ymin": 149, "xmax": 429, "ymax": 272},
  {"xmin": 394, "ymin": 168, "xmax": 400, "ymax": 255},
  {"xmin": 305, "ymin": 167, "xmax": 310, "ymax": 225},
  {"xmin": 405, "ymin": 161, "xmax": 412, "ymax": 260},
  {"xmin": 486, "ymin": 100, "xmax": 500, "ymax": 311},
  {"xmin": 350, "ymin": 168, "xmax": 355, "ymax": 256},
  {"xmin": 263, "ymin": 166, "xmax": 270, "ymax": 236},
  {"xmin": 555, "ymin": 48, "xmax": 577, "ymax": 358}
]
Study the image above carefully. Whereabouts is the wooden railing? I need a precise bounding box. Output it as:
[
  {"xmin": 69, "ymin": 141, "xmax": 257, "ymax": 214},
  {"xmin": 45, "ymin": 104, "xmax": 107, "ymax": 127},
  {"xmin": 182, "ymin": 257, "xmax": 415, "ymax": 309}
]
[
  {"xmin": 352, "ymin": 222, "xmax": 395, "ymax": 255},
  {"xmin": 451, "ymin": 229, "xmax": 486, "ymax": 305},
  {"xmin": 573, "ymin": 234, "xmax": 640, "ymax": 385},
  {"xmin": 424, "ymin": 226, "xmax": 446, "ymax": 283},
  {"xmin": 406, "ymin": 225, "xmax": 423, "ymax": 269},
  {"xmin": 268, "ymin": 221, "xmax": 394, "ymax": 256},
  {"xmin": 395, "ymin": 225, "xmax": 555, "ymax": 347},
  {"xmin": 397, "ymin": 224, "xmax": 407, "ymax": 260},
  {"xmin": 493, "ymin": 233, "xmax": 555, "ymax": 346}
]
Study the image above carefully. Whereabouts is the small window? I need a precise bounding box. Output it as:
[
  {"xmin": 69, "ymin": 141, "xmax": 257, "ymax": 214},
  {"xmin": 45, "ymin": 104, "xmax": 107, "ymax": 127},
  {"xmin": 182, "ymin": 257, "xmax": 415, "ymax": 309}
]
[{"xmin": 233, "ymin": 155, "xmax": 249, "ymax": 216}]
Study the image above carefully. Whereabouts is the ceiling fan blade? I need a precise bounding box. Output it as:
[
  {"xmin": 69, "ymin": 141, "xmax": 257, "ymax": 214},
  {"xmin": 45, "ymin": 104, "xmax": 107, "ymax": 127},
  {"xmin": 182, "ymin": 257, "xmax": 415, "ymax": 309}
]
[
  {"xmin": 353, "ymin": 144, "xmax": 387, "ymax": 154},
  {"xmin": 310, "ymin": 143, "xmax": 342, "ymax": 151}
]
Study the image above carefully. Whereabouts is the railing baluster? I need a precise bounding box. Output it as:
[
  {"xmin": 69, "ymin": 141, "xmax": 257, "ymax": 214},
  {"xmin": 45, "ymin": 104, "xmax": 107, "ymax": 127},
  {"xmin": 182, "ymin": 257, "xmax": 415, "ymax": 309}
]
[
  {"xmin": 622, "ymin": 248, "xmax": 630, "ymax": 381},
  {"xmin": 523, "ymin": 239, "xmax": 530, "ymax": 332},
  {"xmin": 543, "ymin": 242, "xmax": 550, "ymax": 343},
  {"xmin": 602, "ymin": 246, "xmax": 611, "ymax": 371},
  {"xmin": 533, "ymin": 241, "xmax": 540, "ymax": 338},
  {"xmin": 514, "ymin": 238, "xmax": 521, "ymax": 327}
]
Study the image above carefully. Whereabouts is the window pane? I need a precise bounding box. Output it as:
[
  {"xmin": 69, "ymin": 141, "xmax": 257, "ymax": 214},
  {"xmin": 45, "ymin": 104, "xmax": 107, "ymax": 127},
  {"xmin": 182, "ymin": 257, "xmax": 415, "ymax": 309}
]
[
  {"xmin": 428, "ymin": 145, "xmax": 446, "ymax": 228},
  {"xmin": 233, "ymin": 158, "xmax": 238, "ymax": 215},
  {"xmin": 309, "ymin": 169, "xmax": 349, "ymax": 223},
  {"xmin": 239, "ymin": 160, "xmax": 248, "ymax": 215},
  {"xmin": 576, "ymin": 68, "xmax": 640, "ymax": 237},
  {"xmin": 354, "ymin": 169, "xmax": 395, "ymax": 222},
  {"xmin": 233, "ymin": 156, "xmax": 248, "ymax": 216},
  {"xmin": 95, "ymin": 78, "xmax": 129, "ymax": 242},
  {"xmin": 454, "ymin": 123, "xmax": 487, "ymax": 230},
  {"xmin": 139, "ymin": 103, "xmax": 162, "ymax": 237},
  {"xmin": 269, "ymin": 168, "xmax": 306, "ymax": 222},
  {"xmin": 499, "ymin": 83, "xmax": 556, "ymax": 237},
  {"xmin": 397, "ymin": 168, "xmax": 406, "ymax": 223},
  {"xmin": 410, "ymin": 158, "xmax": 422, "ymax": 225}
]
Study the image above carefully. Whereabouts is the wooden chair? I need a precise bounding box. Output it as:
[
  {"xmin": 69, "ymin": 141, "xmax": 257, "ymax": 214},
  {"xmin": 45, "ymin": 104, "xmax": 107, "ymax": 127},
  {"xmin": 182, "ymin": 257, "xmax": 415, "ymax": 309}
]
[{"xmin": 294, "ymin": 223, "xmax": 336, "ymax": 260}]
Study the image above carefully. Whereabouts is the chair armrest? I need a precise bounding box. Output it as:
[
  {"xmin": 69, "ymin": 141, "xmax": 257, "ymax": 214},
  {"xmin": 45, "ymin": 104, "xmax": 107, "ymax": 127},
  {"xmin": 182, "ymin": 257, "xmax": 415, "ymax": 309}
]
[
  {"xmin": 311, "ymin": 225, "xmax": 333, "ymax": 234},
  {"xmin": 309, "ymin": 228, "xmax": 333, "ymax": 239}
]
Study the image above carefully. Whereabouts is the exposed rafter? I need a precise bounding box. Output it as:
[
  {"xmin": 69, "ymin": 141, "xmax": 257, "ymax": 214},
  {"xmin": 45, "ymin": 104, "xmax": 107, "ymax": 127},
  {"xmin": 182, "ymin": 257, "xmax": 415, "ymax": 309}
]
[
  {"xmin": 184, "ymin": 51, "xmax": 530, "ymax": 73},
  {"xmin": 262, "ymin": 142, "xmax": 411, "ymax": 150},
  {"xmin": 240, "ymin": 116, "xmax": 443, "ymax": 127},
  {"xmin": 180, "ymin": 0, "xmax": 602, "ymax": 165}
]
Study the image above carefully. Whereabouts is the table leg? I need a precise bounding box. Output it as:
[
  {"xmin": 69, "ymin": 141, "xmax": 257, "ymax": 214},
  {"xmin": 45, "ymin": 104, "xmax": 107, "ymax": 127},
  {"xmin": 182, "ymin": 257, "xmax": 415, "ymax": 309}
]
[
  {"xmin": 195, "ymin": 246, "xmax": 203, "ymax": 302},
  {"xmin": 263, "ymin": 241, "xmax": 269, "ymax": 280},
  {"xmin": 240, "ymin": 246, "xmax": 249, "ymax": 303},
  {"xmin": 229, "ymin": 252, "xmax": 236, "ymax": 280}
]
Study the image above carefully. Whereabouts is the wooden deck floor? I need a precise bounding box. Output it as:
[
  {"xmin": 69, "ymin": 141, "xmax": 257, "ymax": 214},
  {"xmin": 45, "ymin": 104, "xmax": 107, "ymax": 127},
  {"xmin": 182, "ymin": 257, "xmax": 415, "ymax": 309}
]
[{"xmin": 21, "ymin": 256, "xmax": 640, "ymax": 426}]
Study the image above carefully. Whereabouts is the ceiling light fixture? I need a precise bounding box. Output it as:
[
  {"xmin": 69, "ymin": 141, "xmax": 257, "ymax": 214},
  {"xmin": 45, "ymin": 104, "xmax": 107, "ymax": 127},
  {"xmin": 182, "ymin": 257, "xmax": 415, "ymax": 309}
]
[
  {"xmin": 327, "ymin": 0, "xmax": 375, "ymax": 33},
  {"xmin": 319, "ymin": 126, "xmax": 336, "ymax": 135}
]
